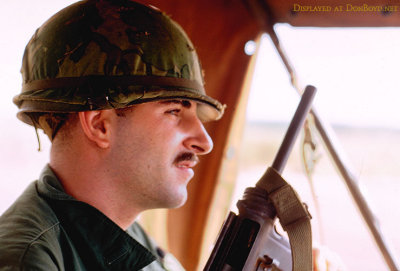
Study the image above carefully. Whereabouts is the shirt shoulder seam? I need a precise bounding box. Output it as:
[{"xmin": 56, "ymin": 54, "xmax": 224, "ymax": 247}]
[{"xmin": 19, "ymin": 221, "xmax": 61, "ymax": 267}]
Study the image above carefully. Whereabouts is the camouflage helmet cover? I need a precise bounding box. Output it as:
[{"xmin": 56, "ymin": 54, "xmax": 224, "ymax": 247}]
[{"xmin": 14, "ymin": 0, "xmax": 225, "ymax": 126}]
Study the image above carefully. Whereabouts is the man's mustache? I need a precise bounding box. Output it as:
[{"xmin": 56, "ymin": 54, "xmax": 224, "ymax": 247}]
[{"xmin": 174, "ymin": 152, "xmax": 199, "ymax": 165}]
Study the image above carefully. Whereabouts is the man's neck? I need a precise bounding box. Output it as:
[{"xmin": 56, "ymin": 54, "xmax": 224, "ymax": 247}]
[{"xmin": 49, "ymin": 144, "xmax": 141, "ymax": 230}]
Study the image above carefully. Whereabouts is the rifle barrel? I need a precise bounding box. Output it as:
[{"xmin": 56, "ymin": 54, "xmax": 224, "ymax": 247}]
[{"xmin": 271, "ymin": 85, "xmax": 316, "ymax": 173}]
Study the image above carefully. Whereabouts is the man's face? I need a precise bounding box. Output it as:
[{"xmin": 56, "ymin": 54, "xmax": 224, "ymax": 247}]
[{"xmin": 109, "ymin": 99, "xmax": 213, "ymax": 210}]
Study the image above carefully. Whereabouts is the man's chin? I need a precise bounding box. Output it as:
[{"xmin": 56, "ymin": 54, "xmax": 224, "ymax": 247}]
[{"xmin": 167, "ymin": 189, "xmax": 188, "ymax": 209}]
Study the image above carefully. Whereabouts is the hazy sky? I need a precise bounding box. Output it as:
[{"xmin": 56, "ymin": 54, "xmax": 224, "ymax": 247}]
[{"xmin": 247, "ymin": 26, "xmax": 400, "ymax": 129}]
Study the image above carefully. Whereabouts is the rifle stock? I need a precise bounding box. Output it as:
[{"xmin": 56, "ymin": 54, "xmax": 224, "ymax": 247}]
[{"xmin": 204, "ymin": 86, "xmax": 316, "ymax": 271}]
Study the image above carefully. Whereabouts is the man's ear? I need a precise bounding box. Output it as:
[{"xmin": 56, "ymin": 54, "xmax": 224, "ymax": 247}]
[{"xmin": 78, "ymin": 110, "xmax": 113, "ymax": 149}]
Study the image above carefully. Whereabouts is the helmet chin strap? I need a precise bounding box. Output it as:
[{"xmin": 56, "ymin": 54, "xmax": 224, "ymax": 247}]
[{"xmin": 28, "ymin": 114, "xmax": 42, "ymax": 152}]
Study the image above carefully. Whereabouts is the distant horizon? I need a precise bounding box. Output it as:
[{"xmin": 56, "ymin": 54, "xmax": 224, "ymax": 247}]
[{"xmin": 245, "ymin": 118, "xmax": 400, "ymax": 132}]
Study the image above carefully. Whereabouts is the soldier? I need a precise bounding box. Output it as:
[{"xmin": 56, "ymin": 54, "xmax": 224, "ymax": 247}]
[{"xmin": 0, "ymin": 0, "xmax": 224, "ymax": 270}]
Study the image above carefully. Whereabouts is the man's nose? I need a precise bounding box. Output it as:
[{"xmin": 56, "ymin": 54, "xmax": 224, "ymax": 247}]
[{"xmin": 183, "ymin": 117, "xmax": 213, "ymax": 155}]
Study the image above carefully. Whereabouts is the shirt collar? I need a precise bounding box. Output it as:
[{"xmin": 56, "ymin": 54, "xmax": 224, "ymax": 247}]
[{"xmin": 37, "ymin": 165, "xmax": 156, "ymax": 270}]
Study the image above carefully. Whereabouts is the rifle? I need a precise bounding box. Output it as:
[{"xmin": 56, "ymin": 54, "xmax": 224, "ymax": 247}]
[{"xmin": 204, "ymin": 85, "xmax": 317, "ymax": 271}]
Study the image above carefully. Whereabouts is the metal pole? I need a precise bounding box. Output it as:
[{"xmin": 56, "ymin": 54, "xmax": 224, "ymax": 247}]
[{"xmin": 272, "ymin": 85, "xmax": 317, "ymax": 173}]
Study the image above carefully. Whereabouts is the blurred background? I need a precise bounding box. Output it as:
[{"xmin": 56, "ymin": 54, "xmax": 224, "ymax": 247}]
[{"xmin": 1, "ymin": 1, "xmax": 399, "ymax": 270}]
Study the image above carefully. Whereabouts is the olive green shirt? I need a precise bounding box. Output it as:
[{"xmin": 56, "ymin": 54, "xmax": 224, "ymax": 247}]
[{"xmin": 0, "ymin": 166, "xmax": 177, "ymax": 270}]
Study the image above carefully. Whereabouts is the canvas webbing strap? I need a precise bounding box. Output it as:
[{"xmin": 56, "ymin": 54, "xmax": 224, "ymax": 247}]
[
  {"xmin": 257, "ymin": 167, "xmax": 313, "ymax": 271},
  {"xmin": 22, "ymin": 75, "xmax": 204, "ymax": 93}
]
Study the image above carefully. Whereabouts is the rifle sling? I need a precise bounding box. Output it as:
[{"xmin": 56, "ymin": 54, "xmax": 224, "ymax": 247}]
[{"xmin": 257, "ymin": 167, "xmax": 313, "ymax": 271}]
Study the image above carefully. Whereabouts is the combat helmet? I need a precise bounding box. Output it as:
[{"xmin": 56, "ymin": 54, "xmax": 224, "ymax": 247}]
[{"xmin": 14, "ymin": 0, "xmax": 225, "ymax": 135}]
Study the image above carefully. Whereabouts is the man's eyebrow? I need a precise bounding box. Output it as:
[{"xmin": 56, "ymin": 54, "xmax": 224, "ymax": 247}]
[{"xmin": 158, "ymin": 99, "xmax": 192, "ymax": 108}]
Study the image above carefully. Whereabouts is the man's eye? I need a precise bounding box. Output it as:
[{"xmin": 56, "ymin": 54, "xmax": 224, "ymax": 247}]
[{"xmin": 166, "ymin": 109, "xmax": 181, "ymax": 116}]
